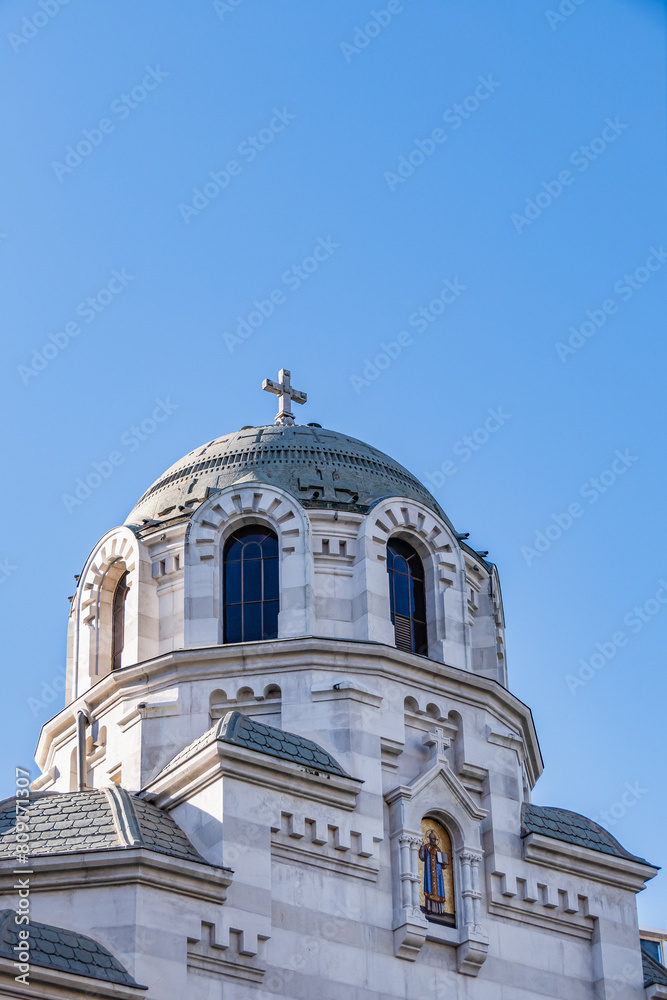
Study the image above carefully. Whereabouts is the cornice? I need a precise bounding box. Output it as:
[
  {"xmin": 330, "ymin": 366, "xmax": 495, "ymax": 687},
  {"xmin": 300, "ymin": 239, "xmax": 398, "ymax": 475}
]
[
  {"xmin": 141, "ymin": 738, "xmax": 362, "ymax": 812},
  {"xmin": 522, "ymin": 832, "xmax": 659, "ymax": 892},
  {"xmin": 0, "ymin": 958, "xmax": 146, "ymax": 998},
  {"xmin": 35, "ymin": 637, "xmax": 543, "ymax": 783},
  {"xmin": 0, "ymin": 848, "xmax": 230, "ymax": 903}
]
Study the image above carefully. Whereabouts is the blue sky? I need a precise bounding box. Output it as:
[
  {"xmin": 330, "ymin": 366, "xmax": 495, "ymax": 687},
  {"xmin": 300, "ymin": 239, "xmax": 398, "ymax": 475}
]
[{"xmin": 2, "ymin": 0, "xmax": 665, "ymax": 924}]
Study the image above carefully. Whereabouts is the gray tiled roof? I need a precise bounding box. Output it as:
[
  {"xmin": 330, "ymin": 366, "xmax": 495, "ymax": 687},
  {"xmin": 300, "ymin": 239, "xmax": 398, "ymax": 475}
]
[
  {"xmin": 157, "ymin": 711, "xmax": 349, "ymax": 780},
  {"xmin": 0, "ymin": 909, "xmax": 145, "ymax": 988},
  {"xmin": 523, "ymin": 803, "xmax": 648, "ymax": 863},
  {"xmin": 0, "ymin": 787, "xmax": 207, "ymax": 864},
  {"xmin": 643, "ymin": 949, "xmax": 667, "ymax": 988}
]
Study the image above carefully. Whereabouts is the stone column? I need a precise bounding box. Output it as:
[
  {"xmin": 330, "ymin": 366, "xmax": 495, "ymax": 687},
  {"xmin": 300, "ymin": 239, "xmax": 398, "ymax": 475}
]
[
  {"xmin": 469, "ymin": 852, "xmax": 483, "ymax": 933},
  {"xmin": 408, "ymin": 837, "xmax": 422, "ymax": 912},
  {"xmin": 398, "ymin": 835, "xmax": 414, "ymax": 909},
  {"xmin": 393, "ymin": 834, "xmax": 427, "ymax": 961},
  {"xmin": 456, "ymin": 850, "xmax": 488, "ymax": 977},
  {"xmin": 459, "ymin": 850, "xmax": 476, "ymax": 931}
]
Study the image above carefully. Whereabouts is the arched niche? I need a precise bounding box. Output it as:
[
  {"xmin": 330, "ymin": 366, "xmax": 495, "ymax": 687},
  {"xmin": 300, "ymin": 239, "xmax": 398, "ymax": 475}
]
[
  {"xmin": 385, "ymin": 762, "xmax": 488, "ymax": 968},
  {"xmin": 417, "ymin": 815, "xmax": 456, "ymax": 927}
]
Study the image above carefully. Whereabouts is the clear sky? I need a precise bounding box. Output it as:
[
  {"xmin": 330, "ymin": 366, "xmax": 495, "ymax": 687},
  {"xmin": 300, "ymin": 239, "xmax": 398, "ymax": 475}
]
[{"xmin": 2, "ymin": 0, "xmax": 665, "ymax": 925}]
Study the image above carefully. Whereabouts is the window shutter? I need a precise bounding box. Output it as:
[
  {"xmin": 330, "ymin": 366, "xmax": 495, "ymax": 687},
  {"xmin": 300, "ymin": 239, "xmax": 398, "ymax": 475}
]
[{"xmin": 393, "ymin": 614, "xmax": 412, "ymax": 652}]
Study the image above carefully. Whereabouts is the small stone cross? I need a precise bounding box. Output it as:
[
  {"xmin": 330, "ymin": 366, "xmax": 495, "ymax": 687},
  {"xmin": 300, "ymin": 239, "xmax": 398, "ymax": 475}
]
[
  {"xmin": 423, "ymin": 726, "xmax": 450, "ymax": 762},
  {"xmin": 262, "ymin": 368, "xmax": 307, "ymax": 426}
]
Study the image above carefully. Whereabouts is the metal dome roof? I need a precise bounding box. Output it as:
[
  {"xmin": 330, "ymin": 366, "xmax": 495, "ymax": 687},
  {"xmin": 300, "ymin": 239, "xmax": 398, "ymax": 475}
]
[{"xmin": 126, "ymin": 423, "xmax": 445, "ymax": 525}]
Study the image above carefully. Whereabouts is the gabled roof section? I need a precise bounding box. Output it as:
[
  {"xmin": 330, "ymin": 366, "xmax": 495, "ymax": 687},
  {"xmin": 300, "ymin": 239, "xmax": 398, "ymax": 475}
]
[
  {"xmin": 0, "ymin": 787, "xmax": 208, "ymax": 864},
  {"xmin": 0, "ymin": 909, "xmax": 145, "ymax": 988},
  {"xmin": 157, "ymin": 710, "xmax": 349, "ymax": 780},
  {"xmin": 643, "ymin": 949, "xmax": 667, "ymax": 988},
  {"xmin": 523, "ymin": 803, "xmax": 649, "ymax": 864}
]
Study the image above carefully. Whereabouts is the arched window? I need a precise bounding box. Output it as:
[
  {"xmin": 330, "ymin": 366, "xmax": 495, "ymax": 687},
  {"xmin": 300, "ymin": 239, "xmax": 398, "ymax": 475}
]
[
  {"xmin": 223, "ymin": 526, "xmax": 279, "ymax": 643},
  {"xmin": 111, "ymin": 571, "xmax": 128, "ymax": 671},
  {"xmin": 387, "ymin": 538, "xmax": 427, "ymax": 655}
]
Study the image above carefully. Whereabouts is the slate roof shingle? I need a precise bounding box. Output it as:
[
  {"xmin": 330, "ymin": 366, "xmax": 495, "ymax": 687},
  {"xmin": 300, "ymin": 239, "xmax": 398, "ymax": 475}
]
[
  {"xmin": 523, "ymin": 803, "xmax": 648, "ymax": 863},
  {"xmin": 0, "ymin": 909, "xmax": 145, "ymax": 988},
  {"xmin": 157, "ymin": 710, "xmax": 349, "ymax": 780},
  {"xmin": 0, "ymin": 787, "xmax": 208, "ymax": 864},
  {"xmin": 643, "ymin": 948, "xmax": 667, "ymax": 988}
]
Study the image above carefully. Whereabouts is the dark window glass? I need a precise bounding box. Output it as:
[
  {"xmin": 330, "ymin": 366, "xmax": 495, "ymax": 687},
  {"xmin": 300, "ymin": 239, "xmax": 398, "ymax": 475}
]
[
  {"xmin": 243, "ymin": 557, "xmax": 262, "ymax": 603},
  {"xmin": 111, "ymin": 571, "xmax": 129, "ymax": 670},
  {"xmin": 641, "ymin": 940, "xmax": 663, "ymax": 963},
  {"xmin": 387, "ymin": 539, "xmax": 427, "ymax": 655},
  {"xmin": 224, "ymin": 558, "xmax": 241, "ymax": 599},
  {"xmin": 224, "ymin": 603, "xmax": 242, "ymax": 644},
  {"xmin": 263, "ymin": 601, "xmax": 279, "ymax": 639},
  {"xmin": 223, "ymin": 526, "xmax": 279, "ymax": 643},
  {"xmin": 243, "ymin": 601, "xmax": 261, "ymax": 639}
]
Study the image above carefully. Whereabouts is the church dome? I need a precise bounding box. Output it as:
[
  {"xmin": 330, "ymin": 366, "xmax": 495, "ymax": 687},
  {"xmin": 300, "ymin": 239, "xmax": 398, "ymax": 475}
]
[{"xmin": 126, "ymin": 423, "xmax": 445, "ymax": 525}]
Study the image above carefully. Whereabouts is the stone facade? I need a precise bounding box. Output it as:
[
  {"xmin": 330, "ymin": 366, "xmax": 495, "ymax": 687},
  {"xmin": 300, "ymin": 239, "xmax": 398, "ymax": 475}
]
[{"xmin": 0, "ymin": 419, "xmax": 659, "ymax": 999}]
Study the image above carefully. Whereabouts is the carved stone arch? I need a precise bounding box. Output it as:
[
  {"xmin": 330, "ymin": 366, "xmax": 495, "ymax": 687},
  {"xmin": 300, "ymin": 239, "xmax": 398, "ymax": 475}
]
[
  {"xmin": 356, "ymin": 497, "xmax": 467, "ymax": 666},
  {"xmin": 68, "ymin": 527, "xmax": 156, "ymax": 701},
  {"xmin": 445, "ymin": 709, "xmax": 465, "ymax": 776},
  {"xmin": 235, "ymin": 685, "xmax": 256, "ymax": 704},
  {"xmin": 184, "ymin": 483, "xmax": 313, "ymax": 647},
  {"xmin": 404, "ymin": 695, "xmax": 420, "ymax": 715},
  {"xmin": 209, "ymin": 689, "xmax": 228, "ymax": 723}
]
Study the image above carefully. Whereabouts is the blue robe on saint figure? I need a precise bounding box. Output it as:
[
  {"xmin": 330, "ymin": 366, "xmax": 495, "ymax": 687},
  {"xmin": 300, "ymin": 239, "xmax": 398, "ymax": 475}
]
[{"xmin": 419, "ymin": 832, "xmax": 448, "ymax": 917}]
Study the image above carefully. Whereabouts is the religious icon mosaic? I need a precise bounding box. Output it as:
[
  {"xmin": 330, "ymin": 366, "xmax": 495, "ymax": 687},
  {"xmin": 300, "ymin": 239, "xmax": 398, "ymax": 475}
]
[{"xmin": 418, "ymin": 817, "xmax": 455, "ymax": 926}]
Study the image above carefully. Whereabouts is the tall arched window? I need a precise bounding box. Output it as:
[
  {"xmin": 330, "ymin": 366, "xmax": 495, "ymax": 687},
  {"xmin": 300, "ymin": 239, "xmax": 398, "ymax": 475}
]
[
  {"xmin": 111, "ymin": 570, "xmax": 128, "ymax": 671},
  {"xmin": 387, "ymin": 538, "xmax": 427, "ymax": 655},
  {"xmin": 223, "ymin": 526, "xmax": 279, "ymax": 643}
]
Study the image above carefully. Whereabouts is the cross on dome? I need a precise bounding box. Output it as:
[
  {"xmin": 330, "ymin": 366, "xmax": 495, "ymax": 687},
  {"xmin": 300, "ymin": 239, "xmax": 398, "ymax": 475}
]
[{"xmin": 262, "ymin": 368, "xmax": 307, "ymax": 426}]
